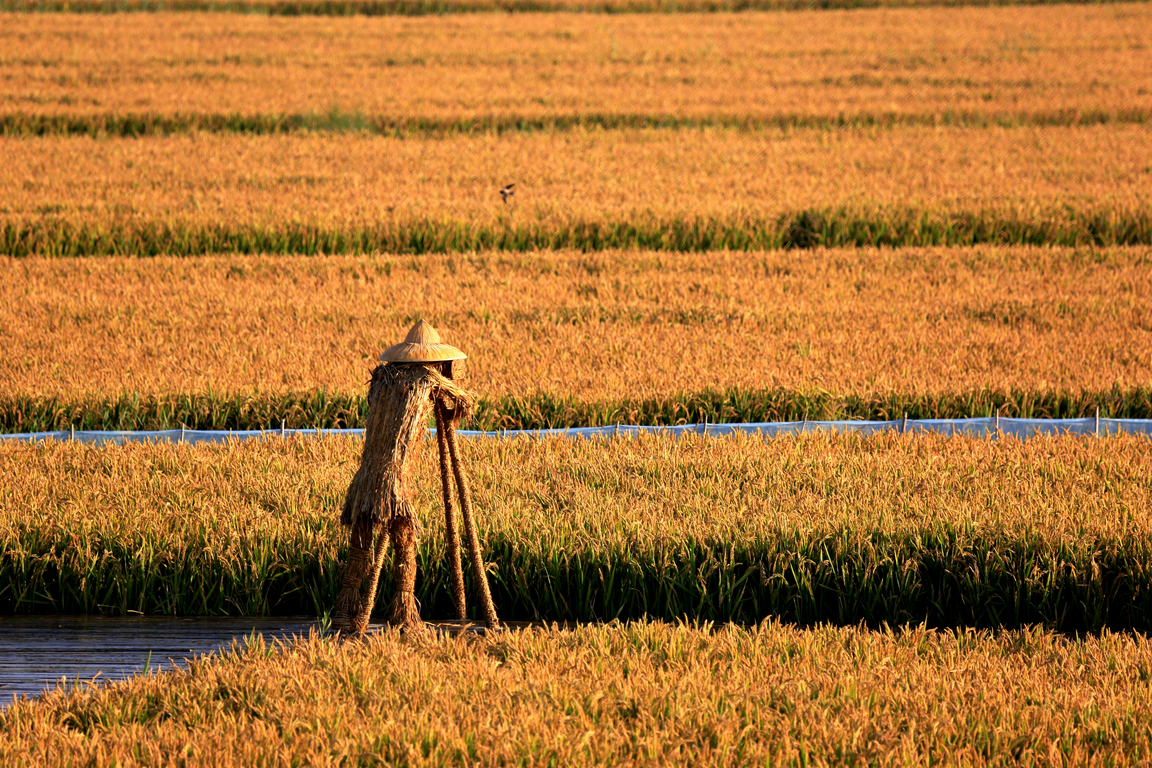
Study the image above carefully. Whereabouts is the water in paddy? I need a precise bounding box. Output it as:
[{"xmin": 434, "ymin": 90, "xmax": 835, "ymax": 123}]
[
  {"xmin": 0, "ymin": 615, "xmax": 512, "ymax": 706},
  {"xmin": 0, "ymin": 615, "xmax": 320, "ymax": 705}
]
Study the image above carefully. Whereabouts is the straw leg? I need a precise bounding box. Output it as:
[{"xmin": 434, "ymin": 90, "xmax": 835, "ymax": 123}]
[
  {"xmin": 332, "ymin": 517, "xmax": 374, "ymax": 633},
  {"xmin": 444, "ymin": 419, "xmax": 499, "ymax": 629},
  {"xmin": 436, "ymin": 401, "xmax": 467, "ymax": 620},
  {"xmin": 385, "ymin": 518, "xmax": 424, "ymax": 631},
  {"xmin": 351, "ymin": 523, "xmax": 392, "ymax": 634}
]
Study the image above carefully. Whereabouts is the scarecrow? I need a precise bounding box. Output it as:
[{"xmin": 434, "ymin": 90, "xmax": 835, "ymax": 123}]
[{"xmin": 331, "ymin": 320, "xmax": 499, "ymax": 633}]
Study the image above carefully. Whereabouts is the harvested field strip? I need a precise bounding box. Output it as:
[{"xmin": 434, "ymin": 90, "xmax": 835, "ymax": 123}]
[
  {"xmin": 4, "ymin": 624, "xmax": 1152, "ymax": 766},
  {"xmin": 5, "ymin": 248, "xmax": 1149, "ymax": 401},
  {"xmin": 6, "ymin": 109, "xmax": 1152, "ymax": 138},
  {"xmin": 5, "ymin": 386, "xmax": 1152, "ymax": 433},
  {"xmin": 3, "ymin": 434, "xmax": 1151, "ymax": 630},
  {"xmin": 5, "ymin": 209, "xmax": 1152, "ymax": 257},
  {"xmin": 3, "ymin": 8, "xmax": 1149, "ymax": 121}
]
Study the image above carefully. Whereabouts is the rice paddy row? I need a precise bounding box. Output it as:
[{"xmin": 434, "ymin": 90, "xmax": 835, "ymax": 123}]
[
  {"xmin": 5, "ymin": 108, "xmax": 1151, "ymax": 139},
  {"xmin": 5, "ymin": 385, "xmax": 1152, "ymax": 433},
  {"xmin": 5, "ymin": 209, "xmax": 1152, "ymax": 258},
  {"xmin": 4, "ymin": 126, "xmax": 1150, "ymax": 227},
  {"xmin": 4, "ymin": 124, "xmax": 1149, "ymax": 257},
  {"xmin": 4, "ymin": 622, "xmax": 1152, "ymax": 765},
  {"xmin": 3, "ymin": 7, "xmax": 1148, "ymax": 121},
  {"xmin": 5, "ymin": 248, "xmax": 1149, "ymax": 404},
  {"xmin": 3, "ymin": 433, "xmax": 1151, "ymax": 629}
]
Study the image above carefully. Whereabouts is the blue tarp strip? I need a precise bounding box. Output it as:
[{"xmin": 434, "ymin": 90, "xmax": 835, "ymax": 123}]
[{"xmin": 2, "ymin": 418, "xmax": 1151, "ymax": 445}]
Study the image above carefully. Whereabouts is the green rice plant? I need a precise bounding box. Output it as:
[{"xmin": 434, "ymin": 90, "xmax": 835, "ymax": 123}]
[
  {"xmin": 3, "ymin": 209, "xmax": 1152, "ymax": 258},
  {"xmin": 0, "ymin": 390, "xmax": 370, "ymax": 433},
  {"xmin": 3, "ymin": 385, "xmax": 1151, "ymax": 433},
  {"xmin": 2, "ymin": 433, "xmax": 1151, "ymax": 630},
  {"xmin": 3, "ymin": 109, "xmax": 1150, "ymax": 139}
]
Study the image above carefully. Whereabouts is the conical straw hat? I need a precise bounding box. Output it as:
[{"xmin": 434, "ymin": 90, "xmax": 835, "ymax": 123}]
[{"xmin": 379, "ymin": 319, "xmax": 467, "ymax": 363}]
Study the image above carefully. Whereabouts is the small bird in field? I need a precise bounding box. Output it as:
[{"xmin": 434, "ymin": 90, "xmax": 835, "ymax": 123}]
[{"xmin": 499, "ymin": 183, "xmax": 515, "ymax": 203}]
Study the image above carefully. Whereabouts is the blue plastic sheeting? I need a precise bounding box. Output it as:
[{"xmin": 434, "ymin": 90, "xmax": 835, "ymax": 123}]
[{"xmin": 2, "ymin": 418, "xmax": 1151, "ymax": 445}]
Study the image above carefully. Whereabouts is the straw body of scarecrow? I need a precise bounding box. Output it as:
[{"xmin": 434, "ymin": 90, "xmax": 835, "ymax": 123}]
[{"xmin": 331, "ymin": 320, "xmax": 499, "ymax": 633}]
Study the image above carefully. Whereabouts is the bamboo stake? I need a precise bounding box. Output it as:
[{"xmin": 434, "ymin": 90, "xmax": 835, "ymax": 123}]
[
  {"xmin": 444, "ymin": 417, "xmax": 499, "ymax": 629},
  {"xmin": 435, "ymin": 400, "xmax": 467, "ymax": 620}
]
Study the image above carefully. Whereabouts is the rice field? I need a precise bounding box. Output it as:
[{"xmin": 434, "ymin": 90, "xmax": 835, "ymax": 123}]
[
  {"xmin": 2, "ymin": 6, "xmax": 1149, "ymax": 124},
  {"xmin": 2, "ymin": 125, "xmax": 1151, "ymax": 258},
  {"xmin": 3, "ymin": 247, "xmax": 1150, "ymax": 430},
  {"xmin": 4, "ymin": 433, "xmax": 1151, "ymax": 628},
  {"xmin": 3, "ymin": 6, "xmax": 1152, "ymax": 259},
  {"xmin": 4, "ymin": 622, "xmax": 1152, "ymax": 766},
  {"xmin": 3, "ymin": 6, "xmax": 1151, "ymax": 258},
  {"xmin": 5, "ymin": 0, "xmax": 1152, "ymax": 758}
]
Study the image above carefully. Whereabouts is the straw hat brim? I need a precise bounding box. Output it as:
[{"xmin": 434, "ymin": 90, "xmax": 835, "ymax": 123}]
[{"xmin": 379, "ymin": 341, "xmax": 467, "ymax": 363}]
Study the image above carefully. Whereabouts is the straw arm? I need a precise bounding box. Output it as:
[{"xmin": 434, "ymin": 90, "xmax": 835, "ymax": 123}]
[{"xmin": 427, "ymin": 368, "xmax": 477, "ymax": 424}]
